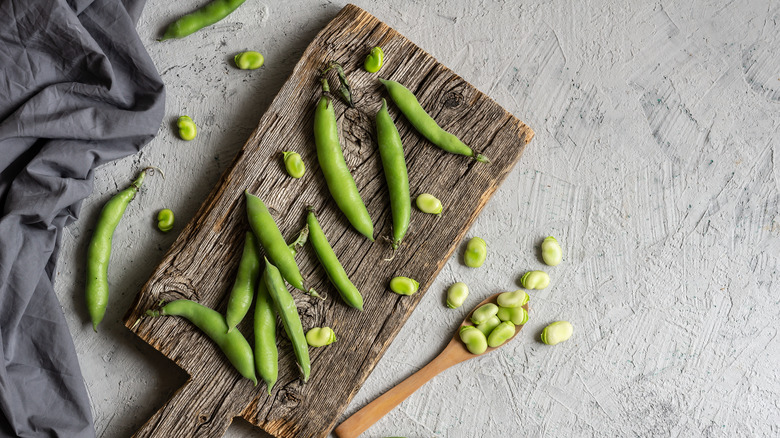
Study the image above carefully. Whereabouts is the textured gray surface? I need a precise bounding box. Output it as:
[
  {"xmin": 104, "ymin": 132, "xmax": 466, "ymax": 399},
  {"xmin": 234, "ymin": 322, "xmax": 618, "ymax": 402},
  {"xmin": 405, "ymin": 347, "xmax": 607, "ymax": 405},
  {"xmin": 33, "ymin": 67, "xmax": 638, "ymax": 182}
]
[{"xmin": 54, "ymin": 1, "xmax": 780, "ymax": 437}]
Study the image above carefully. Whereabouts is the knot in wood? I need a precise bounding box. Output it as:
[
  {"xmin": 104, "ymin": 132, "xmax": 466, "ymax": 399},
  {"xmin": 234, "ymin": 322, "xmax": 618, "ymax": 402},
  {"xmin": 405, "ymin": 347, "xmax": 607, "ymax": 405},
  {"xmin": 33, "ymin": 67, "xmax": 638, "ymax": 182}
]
[{"xmin": 443, "ymin": 91, "xmax": 464, "ymax": 109}]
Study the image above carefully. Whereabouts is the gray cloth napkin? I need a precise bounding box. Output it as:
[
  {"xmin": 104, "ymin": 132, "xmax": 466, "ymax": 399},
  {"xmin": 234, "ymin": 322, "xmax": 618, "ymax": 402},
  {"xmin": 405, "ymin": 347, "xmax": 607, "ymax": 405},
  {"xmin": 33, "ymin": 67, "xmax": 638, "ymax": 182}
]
[{"xmin": 0, "ymin": 0, "xmax": 164, "ymax": 435}]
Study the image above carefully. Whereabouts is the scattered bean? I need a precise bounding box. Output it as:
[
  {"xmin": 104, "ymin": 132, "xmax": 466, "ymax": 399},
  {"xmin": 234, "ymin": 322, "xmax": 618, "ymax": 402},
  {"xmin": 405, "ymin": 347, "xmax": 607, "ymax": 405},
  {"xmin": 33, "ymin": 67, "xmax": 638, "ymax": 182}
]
[
  {"xmin": 389, "ymin": 276, "xmax": 419, "ymax": 296},
  {"xmin": 234, "ymin": 51, "xmax": 264, "ymax": 70},
  {"xmin": 496, "ymin": 306, "xmax": 528, "ymax": 325},
  {"xmin": 464, "ymin": 237, "xmax": 487, "ymax": 268},
  {"xmin": 159, "ymin": 0, "xmax": 247, "ymax": 40},
  {"xmin": 459, "ymin": 325, "xmax": 487, "ymax": 355},
  {"xmin": 496, "ymin": 290, "xmax": 529, "ymax": 308},
  {"xmin": 363, "ymin": 47, "xmax": 384, "ymax": 73},
  {"xmin": 146, "ymin": 299, "xmax": 257, "ymax": 384},
  {"xmin": 470, "ymin": 303, "xmax": 499, "ymax": 325},
  {"xmin": 415, "ymin": 193, "xmax": 442, "ymax": 215},
  {"xmin": 306, "ymin": 327, "xmax": 337, "ymax": 347},
  {"xmin": 225, "ymin": 232, "xmax": 261, "ymax": 333},
  {"xmin": 282, "ymin": 151, "xmax": 305, "ymax": 178},
  {"xmin": 157, "ymin": 208, "xmax": 174, "ymax": 232},
  {"xmin": 446, "ymin": 282, "xmax": 469, "ymax": 309},
  {"xmin": 487, "ymin": 321, "xmax": 515, "ymax": 348},
  {"xmin": 475, "ymin": 315, "xmax": 501, "ymax": 337},
  {"xmin": 177, "ymin": 115, "xmax": 197, "ymax": 141},
  {"xmin": 520, "ymin": 270, "xmax": 550, "ymax": 290},
  {"xmin": 541, "ymin": 321, "xmax": 573, "ymax": 345},
  {"xmin": 541, "ymin": 236, "xmax": 562, "ymax": 266}
]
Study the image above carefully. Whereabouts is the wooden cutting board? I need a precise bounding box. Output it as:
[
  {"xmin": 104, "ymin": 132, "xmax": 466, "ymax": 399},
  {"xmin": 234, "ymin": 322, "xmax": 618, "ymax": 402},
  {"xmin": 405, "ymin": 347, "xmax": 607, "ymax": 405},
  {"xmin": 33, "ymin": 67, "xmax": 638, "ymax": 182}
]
[{"xmin": 124, "ymin": 4, "xmax": 533, "ymax": 437}]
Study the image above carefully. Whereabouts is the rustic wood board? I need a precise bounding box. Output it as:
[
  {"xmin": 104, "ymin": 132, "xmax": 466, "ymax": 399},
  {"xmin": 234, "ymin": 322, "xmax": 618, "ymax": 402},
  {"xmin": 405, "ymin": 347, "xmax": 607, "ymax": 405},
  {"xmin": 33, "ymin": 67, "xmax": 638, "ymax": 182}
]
[{"xmin": 124, "ymin": 4, "xmax": 533, "ymax": 437}]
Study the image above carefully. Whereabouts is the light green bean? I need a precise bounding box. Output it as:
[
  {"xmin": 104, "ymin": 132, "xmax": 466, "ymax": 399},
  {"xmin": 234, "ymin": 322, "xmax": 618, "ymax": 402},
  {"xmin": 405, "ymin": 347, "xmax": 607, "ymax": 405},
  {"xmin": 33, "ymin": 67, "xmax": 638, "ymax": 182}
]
[
  {"xmin": 470, "ymin": 303, "xmax": 499, "ymax": 325},
  {"xmin": 177, "ymin": 115, "xmax": 197, "ymax": 141},
  {"xmin": 446, "ymin": 282, "xmax": 469, "ymax": 309},
  {"xmin": 475, "ymin": 315, "xmax": 501, "ymax": 337},
  {"xmin": 157, "ymin": 209, "xmax": 174, "ymax": 232},
  {"xmin": 282, "ymin": 151, "xmax": 305, "ymax": 178},
  {"xmin": 415, "ymin": 193, "xmax": 442, "ymax": 215},
  {"xmin": 487, "ymin": 321, "xmax": 515, "ymax": 348},
  {"xmin": 459, "ymin": 325, "xmax": 487, "ymax": 355},
  {"xmin": 541, "ymin": 321, "xmax": 573, "ymax": 345},
  {"xmin": 363, "ymin": 47, "xmax": 384, "ymax": 73},
  {"xmin": 541, "ymin": 236, "xmax": 562, "ymax": 266},
  {"xmin": 306, "ymin": 327, "xmax": 337, "ymax": 347},
  {"xmin": 496, "ymin": 290, "xmax": 529, "ymax": 308},
  {"xmin": 389, "ymin": 276, "xmax": 419, "ymax": 296},
  {"xmin": 234, "ymin": 51, "xmax": 264, "ymax": 70},
  {"xmin": 496, "ymin": 306, "xmax": 528, "ymax": 326},
  {"xmin": 464, "ymin": 237, "xmax": 487, "ymax": 268},
  {"xmin": 520, "ymin": 270, "xmax": 550, "ymax": 289}
]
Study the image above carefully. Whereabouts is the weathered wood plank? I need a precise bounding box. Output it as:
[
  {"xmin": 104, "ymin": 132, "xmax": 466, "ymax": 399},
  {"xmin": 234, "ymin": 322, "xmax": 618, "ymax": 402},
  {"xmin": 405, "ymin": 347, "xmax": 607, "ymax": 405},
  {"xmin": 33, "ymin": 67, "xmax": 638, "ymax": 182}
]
[{"xmin": 124, "ymin": 4, "xmax": 533, "ymax": 438}]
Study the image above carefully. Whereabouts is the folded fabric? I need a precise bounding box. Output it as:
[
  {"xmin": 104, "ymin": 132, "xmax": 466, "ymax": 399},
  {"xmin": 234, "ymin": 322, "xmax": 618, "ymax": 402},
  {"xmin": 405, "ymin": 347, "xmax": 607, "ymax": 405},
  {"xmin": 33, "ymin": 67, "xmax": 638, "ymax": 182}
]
[{"xmin": 0, "ymin": 0, "xmax": 164, "ymax": 436}]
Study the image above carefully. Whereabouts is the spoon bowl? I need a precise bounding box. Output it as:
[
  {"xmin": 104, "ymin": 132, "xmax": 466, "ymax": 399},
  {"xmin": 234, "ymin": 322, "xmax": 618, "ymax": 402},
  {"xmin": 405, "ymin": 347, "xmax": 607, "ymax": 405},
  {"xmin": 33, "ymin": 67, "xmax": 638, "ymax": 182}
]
[{"xmin": 334, "ymin": 292, "xmax": 529, "ymax": 438}]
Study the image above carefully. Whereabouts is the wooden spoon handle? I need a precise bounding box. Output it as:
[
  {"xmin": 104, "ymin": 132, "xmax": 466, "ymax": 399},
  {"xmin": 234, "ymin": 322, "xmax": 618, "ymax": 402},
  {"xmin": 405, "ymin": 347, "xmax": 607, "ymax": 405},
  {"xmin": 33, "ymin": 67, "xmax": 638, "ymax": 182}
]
[{"xmin": 334, "ymin": 341, "xmax": 466, "ymax": 438}]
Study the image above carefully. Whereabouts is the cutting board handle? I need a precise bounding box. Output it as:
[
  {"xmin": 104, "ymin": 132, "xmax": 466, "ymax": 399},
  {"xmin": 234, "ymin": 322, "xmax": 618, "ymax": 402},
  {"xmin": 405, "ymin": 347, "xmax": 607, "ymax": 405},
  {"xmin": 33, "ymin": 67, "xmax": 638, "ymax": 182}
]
[{"xmin": 132, "ymin": 379, "xmax": 233, "ymax": 438}]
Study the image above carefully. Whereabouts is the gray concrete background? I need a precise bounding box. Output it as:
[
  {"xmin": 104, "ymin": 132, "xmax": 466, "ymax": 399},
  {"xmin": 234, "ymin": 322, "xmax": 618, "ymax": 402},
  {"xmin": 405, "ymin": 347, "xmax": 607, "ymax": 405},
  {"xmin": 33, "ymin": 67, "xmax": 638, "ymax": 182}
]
[{"xmin": 54, "ymin": 0, "xmax": 780, "ymax": 437}]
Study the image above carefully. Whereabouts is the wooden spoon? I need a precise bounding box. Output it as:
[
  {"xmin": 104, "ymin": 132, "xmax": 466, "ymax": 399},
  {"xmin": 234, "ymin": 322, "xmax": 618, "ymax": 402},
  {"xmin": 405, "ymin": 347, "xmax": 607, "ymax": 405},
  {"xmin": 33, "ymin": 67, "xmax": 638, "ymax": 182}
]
[{"xmin": 334, "ymin": 293, "xmax": 529, "ymax": 438}]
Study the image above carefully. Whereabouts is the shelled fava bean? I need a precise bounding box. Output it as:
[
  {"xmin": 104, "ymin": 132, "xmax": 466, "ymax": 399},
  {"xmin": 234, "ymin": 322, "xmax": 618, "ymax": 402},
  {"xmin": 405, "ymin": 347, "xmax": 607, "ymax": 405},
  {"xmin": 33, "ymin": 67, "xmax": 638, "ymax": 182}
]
[
  {"xmin": 234, "ymin": 51, "xmax": 264, "ymax": 70},
  {"xmin": 306, "ymin": 327, "xmax": 336, "ymax": 347},
  {"xmin": 541, "ymin": 236, "xmax": 562, "ymax": 266},
  {"xmin": 459, "ymin": 325, "xmax": 487, "ymax": 355},
  {"xmin": 487, "ymin": 321, "xmax": 515, "ymax": 348},
  {"xmin": 470, "ymin": 303, "xmax": 498, "ymax": 325},
  {"xmin": 541, "ymin": 321, "xmax": 573, "ymax": 345},
  {"xmin": 520, "ymin": 270, "xmax": 550, "ymax": 290},
  {"xmin": 464, "ymin": 237, "xmax": 487, "ymax": 268},
  {"xmin": 496, "ymin": 290, "xmax": 529, "ymax": 308},
  {"xmin": 415, "ymin": 193, "xmax": 442, "ymax": 215},
  {"xmin": 282, "ymin": 151, "xmax": 305, "ymax": 178},
  {"xmin": 389, "ymin": 276, "xmax": 419, "ymax": 296},
  {"xmin": 475, "ymin": 315, "xmax": 501, "ymax": 337},
  {"xmin": 496, "ymin": 305, "xmax": 528, "ymax": 325},
  {"xmin": 446, "ymin": 282, "xmax": 469, "ymax": 308},
  {"xmin": 177, "ymin": 116, "xmax": 197, "ymax": 140}
]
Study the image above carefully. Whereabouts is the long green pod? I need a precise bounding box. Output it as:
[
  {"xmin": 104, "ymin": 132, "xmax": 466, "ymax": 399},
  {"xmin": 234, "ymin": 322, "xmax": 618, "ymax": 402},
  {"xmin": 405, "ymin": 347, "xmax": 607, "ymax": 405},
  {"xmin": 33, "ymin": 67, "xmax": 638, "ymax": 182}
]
[
  {"xmin": 314, "ymin": 78, "xmax": 375, "ymax": 241},
  {"xmin": 160, "ymin": 0, "xmax": 247, "ymax": 41},
  {"xmin": 376, "ymin": 98, "xmax": 411, "ymax": 252},
  {"xmin": 306, "ymin": 210, "xmax": 364, "ymax": 310},
  {"xmin": 147, "ymin": 299, "xmax": 257, "ymax": 384},
  {"xmin": 86, "ymin": 168, "xmax": 151, "ymax": 331},
  {"xmin": 225, "ymin": 232, "xmax": 261, "ymax": 333},
  {"xmin": 254, "ymin": 276, "xmax": 278, "ymax": 394},
  {"xmin": 380, "ymin": 78, "xmax": 489, "ymax": 163},
  {"xmin": 245, "ymin": 191, "xmax": 317, "ymax": 297},
  {"xmin": 263, "ymin": 259, "xmax": 311, "ymax": 382}
]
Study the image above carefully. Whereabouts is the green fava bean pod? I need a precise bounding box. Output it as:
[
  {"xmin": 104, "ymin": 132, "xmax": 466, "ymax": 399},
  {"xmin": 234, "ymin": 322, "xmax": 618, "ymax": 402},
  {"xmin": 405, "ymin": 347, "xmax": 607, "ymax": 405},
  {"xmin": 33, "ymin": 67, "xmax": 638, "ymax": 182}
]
[
  {"xmin": 245, "ymin": 191, "xmax": 317, "ymax": 297},
  {"xmin": 314, "ymin": 79, "xmax": 374, "ymax": 240},
  {"xmin": 470, "ymin": 303, "xmax": 499, "ymax": 325},
  {"xmin": 446, "ymin": 282, "xmax": 469, "ymax": 309},
  {"xmin": 542, "ymin": 236, "xmax": 563, "ymax": 266},
  {"xmin": 157, "ymin": 208, "xmax": 174, "ymax": 232},
  {"xmin": 541, "ymin": 321, "xmax": 573, "ymax": 345},
  {"xmin": 496, "ymin": 290, "xmax": 529, "ymax": 308},
  {"xmin": 459, "ymin": 325, "xmax": 488, "ymax": 355},
  {"xmin": 487, "ymin": 321, "xmax": 516, "ymax": 348},
  {"xmin": 521, "ymin": 270, "xmax": 550, "ymax": 290},
  {"xmin": 177, "ymin": 116, "xmax": 197, "ymax": 141},
  {"xmin": 464, "ymin": 237, "xmax": 487, "ymax": 268},
  {"xmin": 225, "ymin": 232, "xmax": 261, "ymax": 333},
  {"xmin": 264, "ymin": 259, "xmax": 310, "ymax": 382},
  {"xmin": 234, "ymin": 51, "xmax": 264, "ymax": 70},
  {"xmin": 86, "ymin": 167, "xmax": 155, "ymax": 332},
  {"xmin": 389, "ymin": 276, "xmax": 419, "ymax": 296},
  {"xmin": 476, "ymin": 315, "xmax": 501, "ymax": 337},
  {"xmin": 415, "ymin": 193, "xmax": 442, "ymax": 215},
  {"xmin": 496, "ymin": 306, "xmax": 529, "ymax": 326},
  {"xmin": 160, "ymin": 0, "xmax": 247, "ymax": 40},
  {"xmin": 306, "ymin": 327, "xmax": 337, "ymax": 347},
  {"xmin": 307, "ymin": 210, "xmax": 364, "ymax": 309},
  {"xmin": 380, "ymin": 78, "xmax": 489, "ymax": 163},
  {"xmin": 146, "ymin": 299, "xmax": 257, "ymax": 384},
  {"xmin": 282, "ymin": 151, "xmax": 306, "ymax": 178},
  {"xmin": 376, "ymin": 98, "xmax": 411, "ymax": 252},
  {"xmin": 364, "ymin": 47, "xmax": 384, "ymax": 73},
  {"xmin": 254, "ymin": 277, "xmax": 278, "ymax": 394}
]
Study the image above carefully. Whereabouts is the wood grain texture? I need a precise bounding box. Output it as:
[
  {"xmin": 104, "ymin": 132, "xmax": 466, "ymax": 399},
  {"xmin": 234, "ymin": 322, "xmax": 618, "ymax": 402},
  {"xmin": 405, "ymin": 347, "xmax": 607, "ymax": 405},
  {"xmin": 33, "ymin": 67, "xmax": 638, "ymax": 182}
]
[{"xmin": 124, "ymin": 4, "xmax": 533, "ymax": 438}]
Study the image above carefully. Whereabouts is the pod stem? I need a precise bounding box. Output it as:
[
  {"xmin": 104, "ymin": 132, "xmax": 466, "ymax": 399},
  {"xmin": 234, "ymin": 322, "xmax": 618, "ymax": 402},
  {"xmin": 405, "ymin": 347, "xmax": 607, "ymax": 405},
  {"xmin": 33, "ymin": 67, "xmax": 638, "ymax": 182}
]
[
  {"xmin": 321, "ymin": 61, "xmax": 354, "ymax": 108},
  {"xmin": 475, "ymin": 154, "xmax": 490, "ymax": 163}
]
